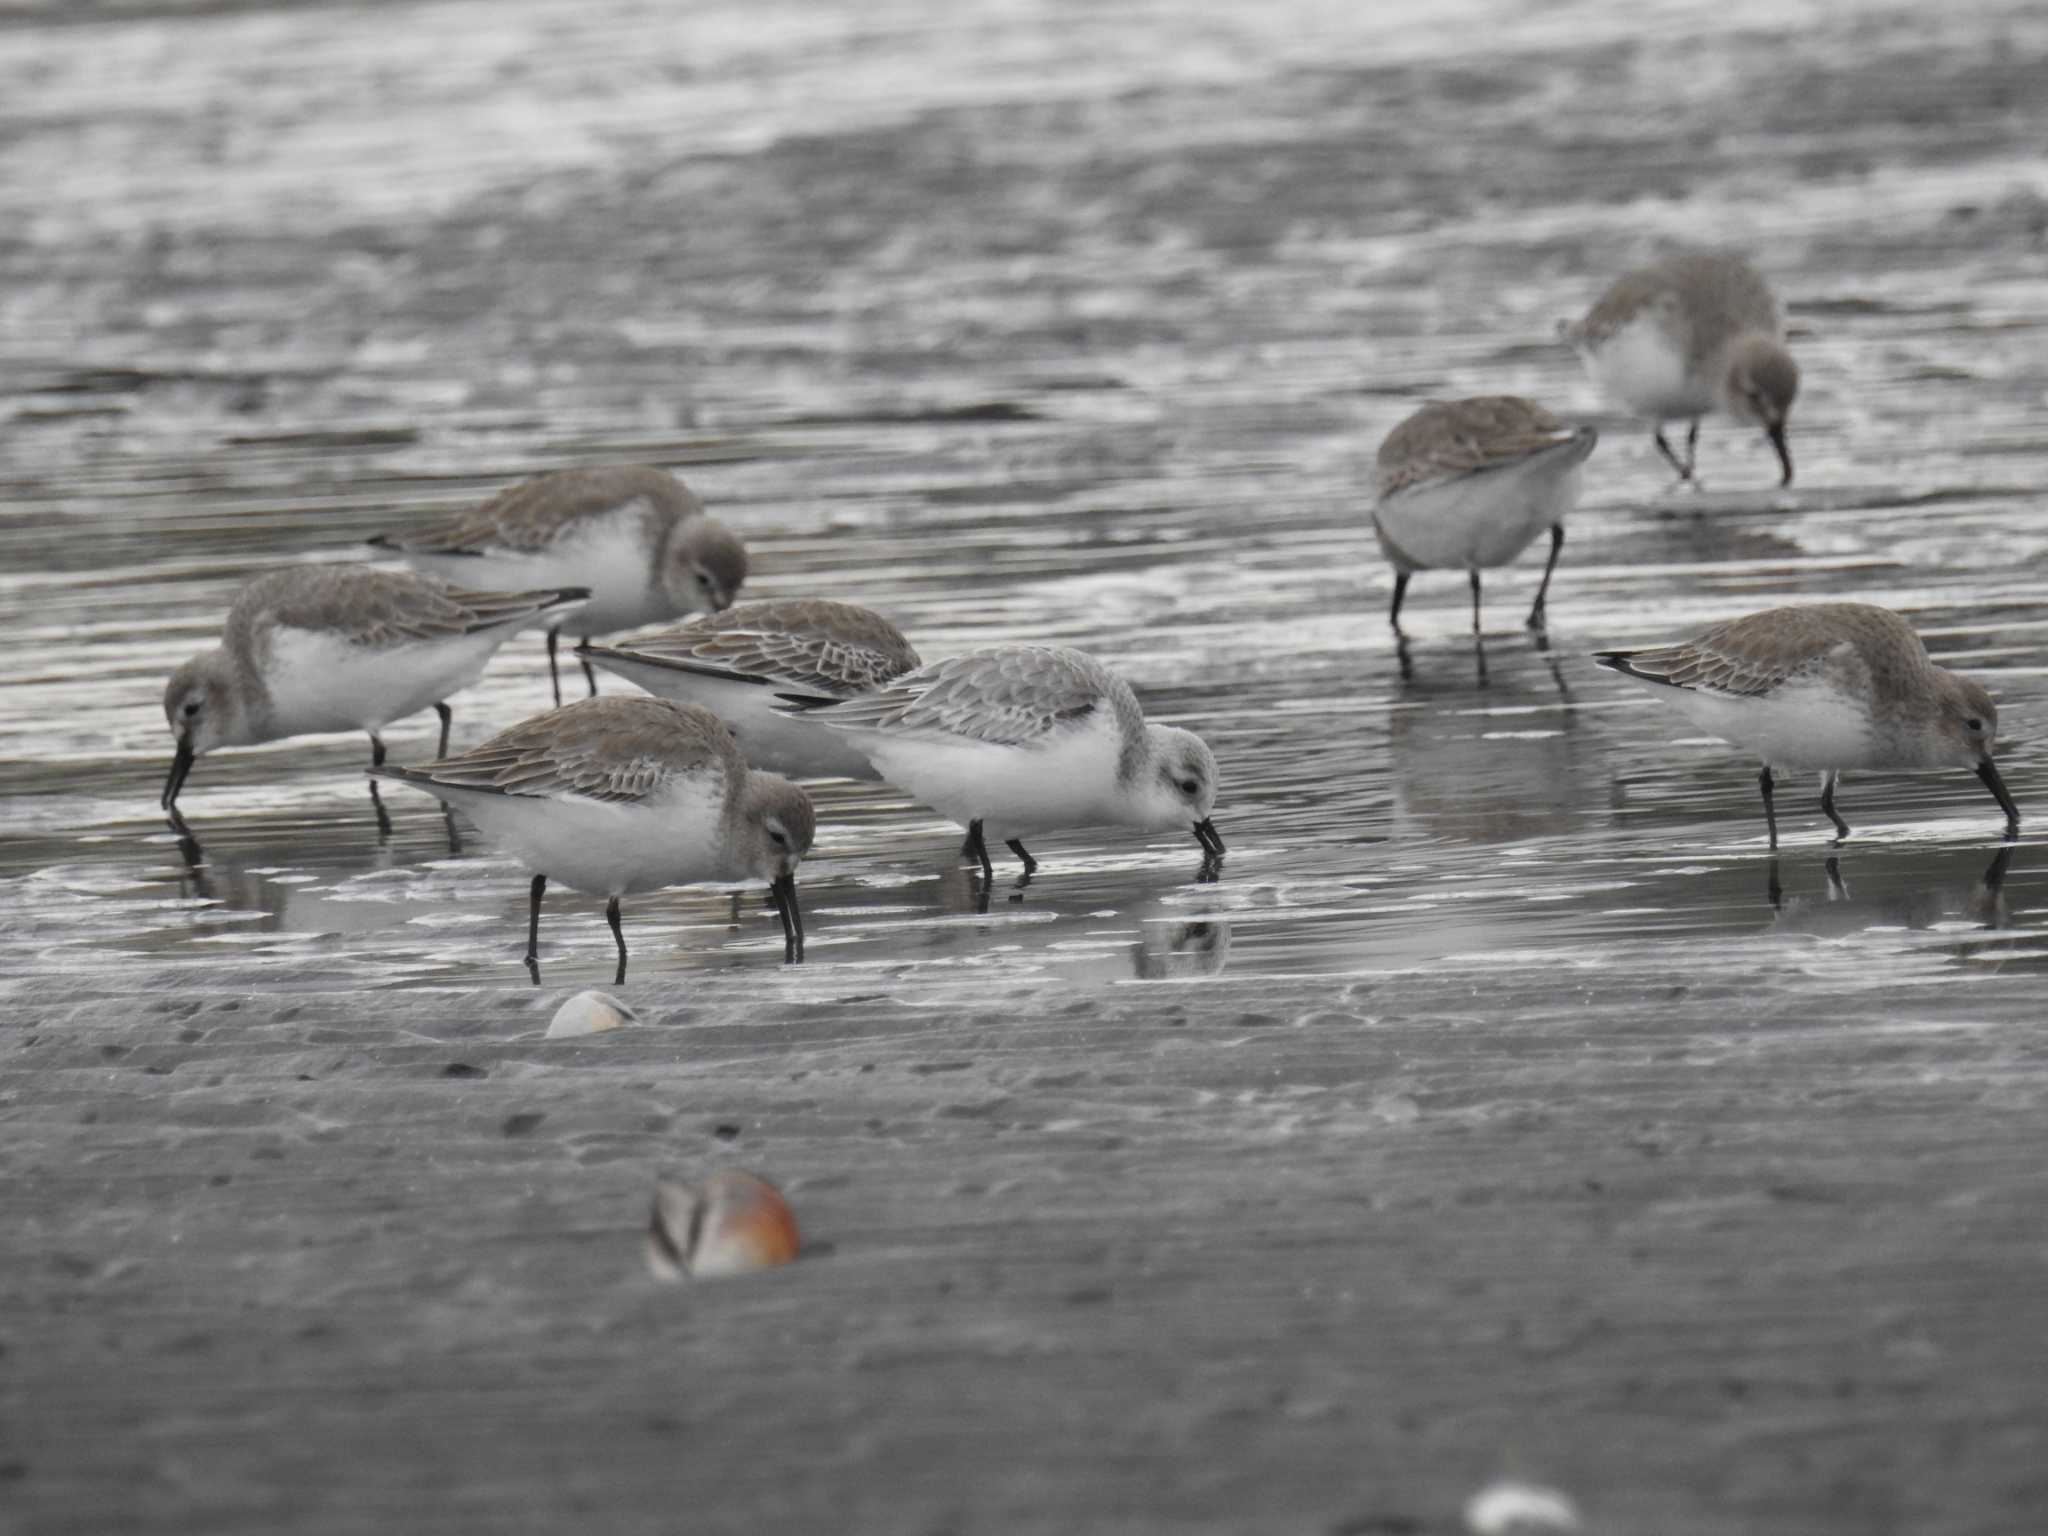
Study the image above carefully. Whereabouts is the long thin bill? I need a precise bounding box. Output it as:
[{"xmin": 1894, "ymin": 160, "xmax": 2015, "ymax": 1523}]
[
  {"xmin": 1978, "ymin": 757, "xmax": 2021, "ymax": 831},
  {"xmin": 161, "ymin": 738, "xmax": 195, "ymax": 811},
  {"xmin": 773, "ymin": 872, "xmax": 805, "ymax": 963},
  {"xmin": 1193, "ymin": 818, "xmax": 1225, "ymax": 858},
  {"xmin": 1767, "ymin": 423, "xmax": 1794, "ymax": 487}
]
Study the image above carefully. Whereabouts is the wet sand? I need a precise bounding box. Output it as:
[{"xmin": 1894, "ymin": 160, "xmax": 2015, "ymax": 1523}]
[{"xmin": 5, "ymin": 1, "xmax": 2048, "ymax": 1531}]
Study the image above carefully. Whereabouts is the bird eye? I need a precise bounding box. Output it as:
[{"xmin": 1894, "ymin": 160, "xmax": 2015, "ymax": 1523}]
[
  {"xmin": 1179, "ymin": 778, "xmax": 1199, "ymax": 796},
  {"xmin": 1965, "ymin": 717, "xmax": 1984, "ymax": 732},
  {"xmin": 182, "ymin": 701, "xmax": 201, "ymax": 717},
  {"xmin": 768, "ymin": 829, "xmax": 787, "ymax": 847}
]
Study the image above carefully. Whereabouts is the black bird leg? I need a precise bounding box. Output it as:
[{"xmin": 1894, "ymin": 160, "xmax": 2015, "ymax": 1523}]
[
  {"xmin": 1819, "ymin": 770, "xmax": 1851, "ymax": 842},
  {"xmin": 546, "ymin": 629, "xmax": 564, "ymax": 708},
  {"xmin": 442, "ymin": 804, "xmax": 463, "ymax": 857},
  {"xmin": 607, "ymin": 896, "xmax": 626, "ymax": 986},
  {"xmin": 434, "ymin": 701, "xmax": 452, "ymax": 759},
  {"xmin": 367, "ymin": 733, "xmax": 392, "ymax": 838},
  {"xmin": 1685, "ymin": 420, "xmax": 1700, "ymax": 478},
  {"xmin": 1654, "ymin": 426, "xmax": 1695, "ymax": 482},
  {"xmin": 1759, "ymin": 764, "xmax": 1779, "ymax": 850},
  {"xmin": 963, "ymin": 819, "xmax": 994, "ymax": 882},
  {"xmin": 1388, "ymin": 571, "xmax": 1410, "ymax": 634},
  {"xmin": 1468, "ymin": 569, "xmax": 1483, "ymax": 635},
  {"xmin": 580, "ymin": 639, "xmax": 599, "ymax": 698},
  {"xmin": 1525, "ymin": 524, "xmax": 1564, "ymax": 632},
  {"xmin": 526, "ymin": 873, "xmax": 547, "ymax": 977},
  {"xmin": 1005, "ymin": 839, "xmax": 1038, "ymax": 876},
  {"xmin": 1766, "ymin": 857, "xmax": 1783, "ymax": 909}
]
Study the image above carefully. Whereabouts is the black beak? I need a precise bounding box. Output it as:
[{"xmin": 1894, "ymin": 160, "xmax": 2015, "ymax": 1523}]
[
  {"xmin": 1766, "ymin": 422, "xmax": 1793, "ymax": 487},
  {"xmin": 162, "ymin": 736, "xmax": 195, "ymax": 812},
  {"xmin": 1978, "ymin": 758, "xmax": 2021, "ymax": 834},
  {"xmin": 772, "ymin": 871, "xmax": 805, "ymax": 963},
  {"xmin": 1192, "ymin": 818, "xmax": 1225, "ymax": 859}
]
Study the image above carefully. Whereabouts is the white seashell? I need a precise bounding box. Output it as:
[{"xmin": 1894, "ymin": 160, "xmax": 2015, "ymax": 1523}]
[
  {"xmin": 648, "ymin": 1170, "xmax": 800, "ymax": 1281},
  {"xmin": 1465, "ymin": 1481, "xmax": 1581, "ymax": 1535},
  {"xmin": 546, "ymin": 989, "xmax": 638, "ymax": 1038}
]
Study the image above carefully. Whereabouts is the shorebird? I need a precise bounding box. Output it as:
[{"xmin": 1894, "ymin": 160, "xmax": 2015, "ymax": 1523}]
[
  {"xmin": 372, "ymin": 695, "xmax": 813, "ymax": 979},
  {"xmin": 581, "ymin": 598, "xmax": 922, "ymax": 779},
  {"xmin": 1564, "ymin": 249, "xmax": 1799, "ymax": 486},
  {"xmin": 369, "ymin": 465, "xmax": 749, "ymax": 705},
  {"xmin": 160, "ymin": 564, "xmax": 588, "ymax": 833},
  {"xmin": 780, "ymin": 644, "xmax": 1224, "ymax": 881},
  {"xmin": 1373, "ymin": 395, "xmax": 1597, "ymax": 636},
  {"xmin": 1594, "ymin": 602, "xmax": 2019, "ymax": 846}
]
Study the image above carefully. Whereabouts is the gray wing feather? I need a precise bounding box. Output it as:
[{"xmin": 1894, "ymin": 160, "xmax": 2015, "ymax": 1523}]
[
  {"xmin": 801, "ymin": 645, "xmax": 1139, "ymax": 748},
  {"xmin": 593, "ymin": 599, "xmax": 920, "ymax": 699},
  {"xmin": 379, "ymin": 696, "xmax": 738, "ymax": 803},
  {"xmin": 373, "ymin": 466, "xmax": 701, "ymax": 555},
  {"xmin": 230, "ymin": 564, "xmax": 582, "ymax": 651}
]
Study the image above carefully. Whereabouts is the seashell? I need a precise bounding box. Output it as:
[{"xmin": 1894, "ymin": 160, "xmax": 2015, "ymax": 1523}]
[
  {"xmin": 1465, "ymin": 1481, "xmax": 1581, "ymax": 1535},
  {"xmin": 546, "ymin": 989, "xmax": 638, "ymax": 1039},
  {"xmin": 648, "ymin": 1169, "xmax": 800, "ymax": 1281}
]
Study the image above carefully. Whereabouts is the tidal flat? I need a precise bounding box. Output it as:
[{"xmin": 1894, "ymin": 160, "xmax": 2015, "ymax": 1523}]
[{"xmin": 3, "ymin": 1, "xmax": 2048, "ymax": 1531}]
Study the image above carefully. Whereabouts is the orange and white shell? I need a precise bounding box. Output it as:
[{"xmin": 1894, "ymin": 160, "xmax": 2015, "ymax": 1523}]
[{"xmin": 648, "ymin": 1169, "xmax": 800, "ymax": 1280}]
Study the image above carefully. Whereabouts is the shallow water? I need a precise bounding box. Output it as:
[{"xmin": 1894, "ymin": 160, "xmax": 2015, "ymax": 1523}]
[{"xmin": 3, "ymin": 0, "xmax": 2046, "ymax": 1000}]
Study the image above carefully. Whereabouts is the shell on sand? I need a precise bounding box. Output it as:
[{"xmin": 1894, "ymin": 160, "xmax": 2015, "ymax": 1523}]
[
  {"xmin": 1464, "ymin": 1481, "xmax": 1581, "ymax": 1536},
  {"xmin": 546, "ymin": 989, "xmax": 639, "ymax": 1038},
  {"xmin": 647, "ymin": 1169, "xmax": 801, "ymax": 1280}
]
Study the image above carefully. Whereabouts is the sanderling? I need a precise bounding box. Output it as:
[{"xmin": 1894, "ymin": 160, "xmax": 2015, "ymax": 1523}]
[
  {"xmin": 1564, "ymin": 249, "xmax": 1799, "ymax": 486},
  {"xmin": 1594, "ymin": 602, "xmax": 2019, "ymax": 846},
  {"xmin": 372, "ymin": 695, "xmax": 814, "ymax": 979},
  {"xmin": 370, "ymin": 465, "xmax": 749, "ymax": 705},
  {"xmin": 161, "ymin": 564, "xmax": 588, "ymax": 833},
  {"xmin": 580, "ymin": 598, "xmax": 922, "ymax": 780},
  {"xmin": 1373, "ymin": 395, "xmax": 1597, "ymax": 636},
  {"xmin": 781, "ymin": 644, "xmax": 1224, "ymax": 880}
]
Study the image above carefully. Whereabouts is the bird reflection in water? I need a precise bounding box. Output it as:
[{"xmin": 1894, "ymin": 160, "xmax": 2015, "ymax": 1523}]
[
  {"xmin": 1131, "ymin": 918, "xmax": 1231, "ymax": 979},
  {"xmin": 1766, "ymin": 844, "xmax": 2017, "ymax": 937}
]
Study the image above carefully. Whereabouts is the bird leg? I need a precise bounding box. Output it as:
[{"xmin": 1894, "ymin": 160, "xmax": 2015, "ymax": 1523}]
[
  {"xmin": 1005, "ymin": 839, "xmax": 1038, "ymax": 877},
  {"xmin": 607, "ymin": 896, "xmax": 627, "ymax": 986},
  {"xmin": 434, "ymin": 702, "xmax": 452, "ymax": 759},
  {"xmin": 963, "ymin": 819, "xmax": 994, "ymax": 883},
  {"xmin": 1388, "ymin": 572, "xmax": 1410, "ymax": 634},
  {"xmin": 1819, "ymin": 770, "xmax": 1851, "ymax": 842},
  {"xmin": 580, "ymin": 639, "xmax": 599, "ymax": 698},
  {"xmin": 526, "ymin": 873, "xmax": 547, "ymax": 971},
  {"xmin": 1653, "ymin": 426, "xmax": 1695, "ymax": 483},
  {"xmin": 1468, "ymin": 569, "xmax": 1483, "ymax": 636},
  {"xmin": 546, "ymin": 629, "xmax": 564, "ymax": 708},
  {"xmin": 1526, "ymin": 525, "xmax": 1564, "ymax": 632},
  {"xmin": 1759, "ymin": 765, "xmax": 1779, "ymax": 849},
  {"xmin": 1766, "ymin": 857, "xmax": 1783, "ymax": 909},
  {"xmin": 367, "ymin": 734, "xmax": 392, "ymax": 838}
]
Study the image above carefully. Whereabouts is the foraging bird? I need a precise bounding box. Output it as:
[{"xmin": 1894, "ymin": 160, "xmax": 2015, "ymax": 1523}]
[
  {"xmin": 1594, "ymin": 602, "xmax": 2019, "ymax": 847},
  {"xmin": 370, "ymin": 465, "xmax": 749, "ymax": 705},
  {"xmin": 160, "ymin": 564, "xmax": 587, "ymax": 832},
  {"xmin": 581, "ymin": 598, "xmax": 921, "ymax": 779},
  {"xmin": 1373, "ymin": 395, "xmax": 1597, "ymax": 635},
  {"xmin": 372, "ymin": 695, "xmax": 814, "ymax": 979},
  {"xmin": 1565, "ymin": 249, "xmax": 1799, "ymax": 486},
  {"xmin": 781, "ymin": 644, "xmax": 1224, "ymax": 880}
]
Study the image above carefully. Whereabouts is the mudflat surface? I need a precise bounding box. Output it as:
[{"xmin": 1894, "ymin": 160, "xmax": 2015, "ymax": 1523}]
[{"xmin": 3, "ymin": 2, "xmax": 2048, "ymax": 1532}]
